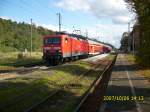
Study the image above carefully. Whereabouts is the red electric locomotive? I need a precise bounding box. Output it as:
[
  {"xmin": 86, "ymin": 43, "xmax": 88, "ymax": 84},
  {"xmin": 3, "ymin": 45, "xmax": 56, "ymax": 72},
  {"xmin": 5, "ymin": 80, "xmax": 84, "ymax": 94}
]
[{"xmin": 43, "ymin": 33, "xmax": 89, "ymax": 64}]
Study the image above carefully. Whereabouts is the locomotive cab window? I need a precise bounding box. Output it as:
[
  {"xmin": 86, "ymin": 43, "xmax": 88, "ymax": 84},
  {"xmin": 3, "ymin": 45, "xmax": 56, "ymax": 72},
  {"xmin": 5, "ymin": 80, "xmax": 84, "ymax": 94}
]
[
  {"xmin": 44, "ymin": 37, "xmax": 61, "ymax": 44},
  {"xmin": 53, "ymin": 37, "xmax": 61, "ymax": 44},
  {"xmin": 44, "ymin": 38, "xmax": 52, "ymax": 45}
]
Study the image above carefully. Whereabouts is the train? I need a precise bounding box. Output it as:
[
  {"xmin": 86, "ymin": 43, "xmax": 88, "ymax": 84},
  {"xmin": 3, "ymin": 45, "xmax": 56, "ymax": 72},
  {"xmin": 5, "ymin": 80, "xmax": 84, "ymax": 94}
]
[{"xmin": 43, "ymin": 32, "xmax": 112, "ymax": 64}]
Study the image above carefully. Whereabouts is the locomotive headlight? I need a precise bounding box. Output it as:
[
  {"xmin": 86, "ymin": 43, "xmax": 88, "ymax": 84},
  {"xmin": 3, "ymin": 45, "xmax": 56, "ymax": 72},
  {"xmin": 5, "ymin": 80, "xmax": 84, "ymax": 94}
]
[{"xmin": 58, "ymin": 49, "xmax": 61, "ymax": 53}]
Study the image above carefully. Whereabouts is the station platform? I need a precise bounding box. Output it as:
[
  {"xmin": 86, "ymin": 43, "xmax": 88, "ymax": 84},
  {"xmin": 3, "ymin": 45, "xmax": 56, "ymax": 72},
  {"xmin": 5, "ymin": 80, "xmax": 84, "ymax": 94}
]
[{"xmin": 100, "ymin": 54, "xmax": 150, "ymax": 112}]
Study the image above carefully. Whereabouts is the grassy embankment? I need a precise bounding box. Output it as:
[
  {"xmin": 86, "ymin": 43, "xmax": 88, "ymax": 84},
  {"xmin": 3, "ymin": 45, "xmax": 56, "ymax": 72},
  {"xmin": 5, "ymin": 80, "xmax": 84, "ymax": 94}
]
[
  {"xmin": 0, "ymin": 54, "xmax": 115, "ymax": 112},
  {"xmin": 0, "ymin": 52, "xmax": 44, "ymax": 71},
  {"xmin": 126, "ymin": 54, "xmax": 150, "ymax": 78}
]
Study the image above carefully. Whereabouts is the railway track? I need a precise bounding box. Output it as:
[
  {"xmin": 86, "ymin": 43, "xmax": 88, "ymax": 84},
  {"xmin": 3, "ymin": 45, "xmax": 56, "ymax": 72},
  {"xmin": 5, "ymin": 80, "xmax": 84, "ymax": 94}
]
[
  {"xmin": 0, "ymin": 54, "xmax": 108, "ymax": 81},
  {"xmin": 0, "ymin": 66, "xmax": 50, "ymax": 81},
  {"xmin": 0, "ymin": 54, "xmax": 114, "ymax": 112},
  {"xmin": 0, "ymin": 54, "xmax": 108, "ymax": 74},
  {"xmin": 22, "ymin": 59, "xmax": 110, "ymax": 112},
  {"xmin": 74, "ymin": 55, "xmax": 117, "ymax": 112},
  {"xmin": 0, "ymin": 58, "xmax": 81, "ymax": 75},
  {"xmin": 19, "ymin": 56, "xmax": 113, "ymax": 112}
]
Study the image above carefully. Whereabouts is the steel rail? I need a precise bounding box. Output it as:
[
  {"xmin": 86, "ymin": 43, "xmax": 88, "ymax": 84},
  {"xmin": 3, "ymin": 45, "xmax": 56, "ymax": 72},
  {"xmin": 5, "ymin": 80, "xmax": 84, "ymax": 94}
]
[{"xmin": 74, "ymin": 55, "xmax": 117, "ymax": 112}]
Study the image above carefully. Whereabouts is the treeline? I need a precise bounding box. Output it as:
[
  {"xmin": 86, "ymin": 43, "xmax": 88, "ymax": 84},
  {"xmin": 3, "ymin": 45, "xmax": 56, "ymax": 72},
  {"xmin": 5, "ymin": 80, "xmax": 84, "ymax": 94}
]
[
  {"xmin": 125, "ymin": 0, "xmax": 150, "ymax": 67},
  {"xmin": 0, "ymin": 18, "xmax": 55, "ymax": 52}
]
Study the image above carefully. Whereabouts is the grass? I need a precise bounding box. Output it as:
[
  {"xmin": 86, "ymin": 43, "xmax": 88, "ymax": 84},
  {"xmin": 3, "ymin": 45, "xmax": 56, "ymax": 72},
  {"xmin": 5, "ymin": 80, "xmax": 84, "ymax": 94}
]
[
  {"xmin": 0, "ymin": 76, "xmax": 58, "ymax": 112},
  {"xmin": 0, "ymin": 61, "xmax": 94, "ymax": 112},
  {"xmin": 140, "ymin": 69, "xmax": 150, "ymax": 78},
  {"xmin": 126, "ymin": 54, "xmax": 150, "ymax": 78},
  {"xmin": 0, "ymin": 52, "xmax": 44, "ymax": 71},
  {"xmin": 125, "ymin": 54, "xmax": 136, "ymax": 62},
  {"xmin": 0, "ymin": 54, "xmax": 115, "ymax": 112}
]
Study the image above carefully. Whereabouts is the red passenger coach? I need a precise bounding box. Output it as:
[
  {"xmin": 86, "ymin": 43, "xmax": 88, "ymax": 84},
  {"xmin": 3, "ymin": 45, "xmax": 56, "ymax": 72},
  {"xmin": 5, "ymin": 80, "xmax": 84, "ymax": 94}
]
[
  {"xmin": 88, "ymin": 39, "xmax": 103, "ymax": 55},
  {"xmin": 102, "ymin": 45, "xmax": 112, "ymax": 53},
  {"xmin": 43, "ymin": 33, "xmax": 89, "ymax": 64}
]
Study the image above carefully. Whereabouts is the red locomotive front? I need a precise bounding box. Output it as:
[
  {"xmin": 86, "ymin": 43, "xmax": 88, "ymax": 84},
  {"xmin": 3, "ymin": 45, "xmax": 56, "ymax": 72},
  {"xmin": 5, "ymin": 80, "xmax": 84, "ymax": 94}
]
[{"xmin": 43, "ymin": 35, "xmax": 63, "ymax": 63}]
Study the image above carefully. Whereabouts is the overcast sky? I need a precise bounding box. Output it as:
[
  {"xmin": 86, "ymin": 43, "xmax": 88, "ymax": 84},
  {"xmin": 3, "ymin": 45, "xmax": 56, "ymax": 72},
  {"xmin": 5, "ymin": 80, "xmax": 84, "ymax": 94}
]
[{"xmin": 0, "ymin": 0, "xmax": 135, "ymax": 48}]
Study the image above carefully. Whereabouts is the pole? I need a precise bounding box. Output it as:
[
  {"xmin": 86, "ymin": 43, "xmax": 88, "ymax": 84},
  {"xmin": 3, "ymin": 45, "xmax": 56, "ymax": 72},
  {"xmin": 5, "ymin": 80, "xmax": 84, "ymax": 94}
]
[
  {"xmin": 128, "ymin": 22, "xmax": 130, "ymax": 33},
  {"xmin": 30, "ymin": 18, "xmax": 32, "ymax": 56},
  {"xmin": 128, "ymin": 22, "xmax": 135, "ymax": 54},
  {"xmin": 57, "ymin": 13, "xmax": 61, "ymax": 32},
  {"xmin": 85, "ymin": 29, "xmax": 88, "ymax": 38},
  {"xmin": 128, "ymin": 22, "xmax": 131, "ymax": 52},
  {"xmin": 132, "ymin": 29, "xmax": 135, "ymax": 54},
  {"xmin": 73, "ymin": 26, "xmax": 75, "ymax": 33},
  {"xmin": 74, "ymin": 30, "xmax": 81, "ymax": 35}
]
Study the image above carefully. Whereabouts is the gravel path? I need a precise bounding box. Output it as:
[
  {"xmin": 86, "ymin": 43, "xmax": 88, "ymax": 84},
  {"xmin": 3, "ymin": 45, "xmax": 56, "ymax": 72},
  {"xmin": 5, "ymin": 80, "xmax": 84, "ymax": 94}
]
[{"xmin": 100, "ymin": 54, "xmax": 150, "ymax": 112}]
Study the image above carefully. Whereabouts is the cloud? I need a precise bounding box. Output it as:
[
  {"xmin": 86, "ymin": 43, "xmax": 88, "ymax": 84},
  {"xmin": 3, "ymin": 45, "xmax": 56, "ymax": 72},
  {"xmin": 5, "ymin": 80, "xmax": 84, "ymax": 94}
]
[
  {"xmin": 112, "ymin": 16, "xmax": 130, "ymax": 24},
  {"xmin": 0, "ymin": 16, "xmax": 11, "ymax": 20},
  {"xmin": 55, "ymin": 0, "xmax": 90, "ymax": 11},
  {"xmin": 40, "ymin": 24, "xmax": 58, "ymax": 31},
  {"xmin": 38, "ymin": 23, "xmax": 74, "ymax": 34},
  {"xmin": 79, "ymin": 23, "xmax": 128, "ymax": 48},
  {"xmin": 55, "ymin": 0, "xmax": 132, "ymax": 24},
  {"xmin": 54, "ymin": 0, "xmax": 134, "ymax": 47}
]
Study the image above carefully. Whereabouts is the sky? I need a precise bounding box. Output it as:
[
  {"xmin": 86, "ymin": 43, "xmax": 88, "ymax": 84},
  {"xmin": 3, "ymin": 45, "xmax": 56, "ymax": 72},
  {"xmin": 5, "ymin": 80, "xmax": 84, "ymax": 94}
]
[{"xmin": 0, "ymin": 0, "xmax": 135, "ymax": 48}]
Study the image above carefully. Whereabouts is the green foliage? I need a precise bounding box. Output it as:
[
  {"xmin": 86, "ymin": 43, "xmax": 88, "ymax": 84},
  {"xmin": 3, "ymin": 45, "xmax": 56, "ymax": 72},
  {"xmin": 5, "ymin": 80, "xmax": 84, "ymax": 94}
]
[
  {"xmin": 125, "ymin": 0, "xmax": 150, "ymax": 67},
  {"xmin": 0, "ymin": 52, "xmax": 43, "ymax": 68},
  {"xmin": 0, "ymin": 18, "xmax": 55, "ymax": 52}
]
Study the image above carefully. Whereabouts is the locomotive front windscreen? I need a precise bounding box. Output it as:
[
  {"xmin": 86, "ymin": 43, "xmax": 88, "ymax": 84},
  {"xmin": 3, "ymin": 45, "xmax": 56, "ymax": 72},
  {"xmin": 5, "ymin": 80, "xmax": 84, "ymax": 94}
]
[{"xmin": 44, "ymin": 37, "xmax": 61, "ymax": 45}]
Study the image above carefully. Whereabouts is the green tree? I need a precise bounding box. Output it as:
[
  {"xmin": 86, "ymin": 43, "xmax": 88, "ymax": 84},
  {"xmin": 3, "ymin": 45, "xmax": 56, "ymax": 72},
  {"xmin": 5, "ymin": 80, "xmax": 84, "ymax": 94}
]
[
  {"xmin": 124, "ymin": 0, "xmax": 150, "ymax": 67},
  {"xmin": 0, "ymin": 18, "xmax": 55, "ymax": 52}
]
